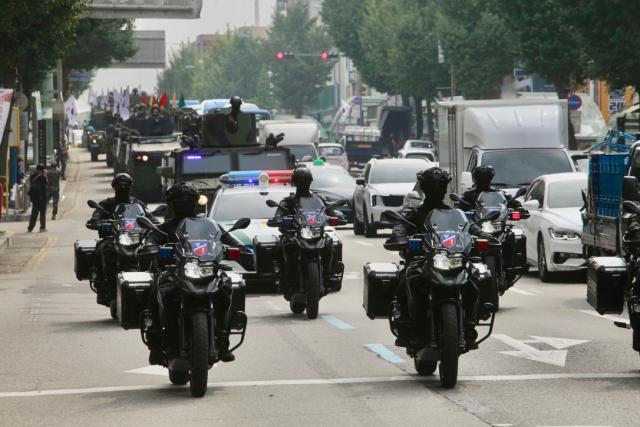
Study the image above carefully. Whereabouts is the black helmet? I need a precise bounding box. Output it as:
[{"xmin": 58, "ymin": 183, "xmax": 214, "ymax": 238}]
[
  {"xmin": 417, "ymin": 167, "xmax": 451, "ymax": 200},
  {"xmin": 111, "ymin": 173, "xmax": 133, "ymax": 190},
  {"xmin": 292, "ymin": 167, "xmax": 313, "ymax": 191},
  {"xmin": 165, "ymin": 182, "xmax": 200, "ymax": 218},
  {"xmin": 472, "ymin": 165, "xmax": 494, "ymax": 189}
]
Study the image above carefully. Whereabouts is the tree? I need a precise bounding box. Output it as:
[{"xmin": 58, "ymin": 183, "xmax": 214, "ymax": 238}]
[
  {"xmin": 0, "ymin": 0, "xmax": 86, "ymax": 95},
  {"xmin": 192, "ymin": 34, "xmax": 267, "ymax": 102},
  {"xmin": 267, "ymin": 0, "xmax": 335, "ymax": 117},
  {"xmin": 63, "ymin": 19, "xmax": 137, "ymax": 97},
  {"xmin": 436, "ymin": 0, "xmax": 514, "ymax": 99},
  {"xmin": 156, "ymin": 44, "xmax": 198, "ymax": 99}
]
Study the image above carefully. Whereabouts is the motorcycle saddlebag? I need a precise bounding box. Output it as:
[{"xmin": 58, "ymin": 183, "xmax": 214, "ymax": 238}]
[
  {"xmin": 511, "ymin": 231, "xmax": 528, "ymax": 274},
  {"xmin": 363, "ymin": 262, "xmax": 399, "ymax": 319},
  {"xmin": 74, "ymin": 240, "xmax": 97, "ymax": 281},
  {"xmin": 253, "ymin": 235, "xmax": 280, "ymax": 275},
  {"xmin": 227, "ymin": 272, "xmax": 246, "ymax": 331},
  {"xmin": 117, "ymin": 271, "xmax": 152, "ymax": 330},
  {"xmin": 587, "ymin": 257, "xmax": 627, "ymax": 315}
]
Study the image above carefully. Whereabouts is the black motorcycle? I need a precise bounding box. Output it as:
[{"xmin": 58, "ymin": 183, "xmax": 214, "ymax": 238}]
[
  {"xmin": 382, "ymin": 208, "xmax": 498, "ymax": 388},
  {"xmin": 266, "ymin": 197, "xmax": 346, "ymax": 319},
  {"xmin": 86, "ymin": 200, "xmax": 146, "ymax": 318},
  {"xmin": 136, "ymin": 216, "xmax": 250, "ymax": 397}
]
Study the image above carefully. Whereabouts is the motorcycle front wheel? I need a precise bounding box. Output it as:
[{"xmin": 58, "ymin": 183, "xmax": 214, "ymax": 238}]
[
  {"xmin": 438, "ymin": 303, "xmax": 459, "ymax": 388},
  {"xmin": 189, "ymin": 312, "xmax": 209, "ymax": 397},
  {"xmin": 304, "ymin": 261, "xmax": 321, "ymax": 319}
]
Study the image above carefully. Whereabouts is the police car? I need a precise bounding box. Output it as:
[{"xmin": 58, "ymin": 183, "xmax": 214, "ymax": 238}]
[{"xmin": 209, "ymin": 170, "xmax": 343, "ymax": 287}]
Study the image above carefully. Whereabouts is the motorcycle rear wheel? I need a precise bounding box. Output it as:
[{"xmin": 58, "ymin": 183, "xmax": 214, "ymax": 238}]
[
  {"xmin": 189, "ymin": 312, "xmax": 209, "ymax": 397},
  {"xmin": 305, "ymin": 261, "xmax": 321, "ymax": 319},
  {"xmin": 438, "ymin": 303, "xmax": 459, "ymax": 389}
]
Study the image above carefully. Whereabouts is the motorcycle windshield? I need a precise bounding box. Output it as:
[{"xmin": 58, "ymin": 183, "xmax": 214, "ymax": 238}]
[
  {"xmin": 476, "ymin": 191, "xmax": 508, "ymax": 221},
  {"xmin": 296, "ymin": 196, "xmax": 327, "ymax": 227},
  {"xmin": 176, "ymin": 217, "xmax": 223, "ymax": 262},
  {"xmin": 425, "ymin": 209, "xmax": 471, "ymax": 254},
  {"xmin": 114, "ymin": 203, "xmax": 145, "ymax": 233}
]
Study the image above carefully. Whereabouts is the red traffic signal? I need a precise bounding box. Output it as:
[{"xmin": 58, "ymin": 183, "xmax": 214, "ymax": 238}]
[
  {"xmin": 276, "ymin": 51, "xmax": 294, "ymax": 60},
  {"xmin": 320, "ymin": 51, "xmax": 338, "ymax": 60}
]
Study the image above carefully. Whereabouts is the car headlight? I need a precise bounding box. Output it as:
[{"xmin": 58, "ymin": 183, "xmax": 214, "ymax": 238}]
[
  {"xmin": 300, "ymin": 226, "xmax": 323, "ymax": 240},
  {"xmin": 118, "ymin": 233, "xmax": 139, "ymax": 246},
  {"xmin": 548, "ymin": 228, "xmax": 581, "ymax": 240},
  {"xmin": 433, "ymin": 253, "xmax": 464, "ymax": 271},
  {"xmin": 184, "ymin": 261, "xmax": 215, "ymax": 279}
]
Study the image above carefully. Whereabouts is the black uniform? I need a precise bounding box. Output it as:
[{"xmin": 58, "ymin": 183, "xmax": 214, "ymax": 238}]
[
  {"xmin": 27, "ymin": 165, "xmax": 48, "ymax": 232},
  {"xmin": 457, "ymin": 185, "xmax": 522, "ymax": 211}
]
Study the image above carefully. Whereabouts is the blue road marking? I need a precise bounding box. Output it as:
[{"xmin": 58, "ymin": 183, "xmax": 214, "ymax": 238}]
[
  {"xmin": 321, "ymin": 315, "xmax": 354, "ymax": 330},
  {"xmin": 365, "ymin": 344, "xmax": 406, "ymax": 364}
]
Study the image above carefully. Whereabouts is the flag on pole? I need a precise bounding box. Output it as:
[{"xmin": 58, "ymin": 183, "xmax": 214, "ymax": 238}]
[
  {"xmin": 178, "ymin": 94, "xmax": 185, "ymax": 108},
  {"xmin": 172, "ymin": 90, "xmax": 177, "ymax": 108},
  {"xmin": 65, "ymin": 95, "xmax": 78, "ymax": 128},
  {"xmin": 158, "ymin": 92, "xmax": 168, "ymax": 108},
  {"xmin": 151, "ymin": 95, "xmax": 158, "ymax": 106}
]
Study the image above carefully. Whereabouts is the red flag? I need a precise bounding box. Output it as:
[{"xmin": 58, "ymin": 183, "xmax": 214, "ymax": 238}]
[
  {"xmin": 158, "ymin": 92, "xmax": 168, "ymax": 107},
  {"xmin": 139, "ymin": 94, "xmax": 147, "ymax": 105},
  {"xmin": 151, "ymin": 96, "xmax": 158, "ymax": 105}
]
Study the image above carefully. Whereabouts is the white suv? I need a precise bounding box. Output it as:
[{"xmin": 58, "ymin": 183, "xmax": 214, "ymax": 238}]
[{"xmin": 353, "ymin": 158, "xmax": 435, "ymax": 237}]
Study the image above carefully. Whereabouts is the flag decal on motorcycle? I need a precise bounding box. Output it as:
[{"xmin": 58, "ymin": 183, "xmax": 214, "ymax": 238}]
[
  {"xmin": 304, "ymin": 213, "xmax": 319, "ymax": 224},
  {"xmin": 441, "ymin": 232, "xmax": 457, "ymax": 249},
  {"xmin": 123, "ymin": 219, "xmax": 137, "ymax": 231},
  {"xmin": 191, "ymin": 241, "xmax": 209, "ymax": 257}
]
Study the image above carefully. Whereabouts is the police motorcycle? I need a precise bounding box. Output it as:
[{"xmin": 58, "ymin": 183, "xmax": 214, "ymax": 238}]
[
  {"xmin": 134, "ymin": 215, "xmax": 250, "ymax": 397},
  {"xmin": 75, "ymin": 200, "xmax": 147, "ymax": 319},
  {"xmin": 367, "ymin": 208, "xmax": 498, "ymax": 388},
  {"xmin": 266, "ymin": 197, "xmax": 346, "ymax": 319},
  {"xmin": 450, "ymin": 192, "xmax": 529, "ymax": 311}
]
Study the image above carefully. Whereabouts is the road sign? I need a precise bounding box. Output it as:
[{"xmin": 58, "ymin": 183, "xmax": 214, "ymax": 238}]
[
  {"xmin": 568, "ymin": 94, "xmax": 582, "ymax": 111},
  {"xmin": 69, "ymin": 72, "xmax": 92, "ymax": 82},
  {"xmin": 352, "ymin": 96, "xmax": 362, "ymax": 106},
  {"xmin": 493, "ymin": 334, "xmax": 589, "ymax": 367}
]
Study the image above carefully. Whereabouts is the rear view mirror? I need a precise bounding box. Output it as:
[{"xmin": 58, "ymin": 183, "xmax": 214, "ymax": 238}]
[
  {"xmin": 514, "ymin": 186, "xmax": 528, "ymax": 199},
  {"xmin": 623, "ymin": 201, "xmax": 640, "ymax": 216},
  {"xmin": 623, "ymin": 176, "xmax": 639, "ymax": 201},
  {"xmin": 266, "ymin": 199, "xmax": 279, "ymax": 208},
  {"xmin": 151, "ymin": 204, "xmax": 168, "ymax": 217},
  {"xmin": 229, "ymin": 218, "xmax": 251, "ymax": 232},
  {"xmin": 381, "ymin": 210, "xmax": 415, "ymax": 228},
  {"xmin": 87, "ymin": 200, "xmax": 100, "ymax": 210},
  {"xmin": 136, "ymin": 216, "xmax": 155, "ymax": 230},
  {"xmin": 523, "ymin": 199, "xmax": 540, "ymax": 211},
  {"xmin": 356, "ymin": 177, "xmax": 365, "ymax": 186}
]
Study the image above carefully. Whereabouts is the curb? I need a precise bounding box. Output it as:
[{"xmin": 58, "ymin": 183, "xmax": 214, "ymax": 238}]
[{"xmin": 0, "ymin": 231, "xmax": 15, "ymax": 255}]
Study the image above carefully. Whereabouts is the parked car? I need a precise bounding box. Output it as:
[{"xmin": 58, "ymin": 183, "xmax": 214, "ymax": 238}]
[
  {"xmin": 318, "ymin": 143, "xmax": 348, "ymax": 170},
  {"xmin": 353, "ymin": 158, "xmax": 434, "ymax": 237},
  {"xmin": 518, "ymin": 172, "xmax": 587, "ymax": 281}
]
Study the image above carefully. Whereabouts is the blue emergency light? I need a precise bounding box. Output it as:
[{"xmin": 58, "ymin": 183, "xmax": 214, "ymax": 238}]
[
  {"xmin": 408, "ymin": 238, "xmax": 422, "ymax": 253},
  {"xmin": 159, "ymin": 247, "xmax": 173, "ymax": 260},
  {"xmin": 219, "ymin": 170, "xmax": 293, "ymax": 187}
]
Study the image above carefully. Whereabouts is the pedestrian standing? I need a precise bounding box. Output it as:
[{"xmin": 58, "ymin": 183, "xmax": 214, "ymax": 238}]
[
  {"xmin": 46, "ymin": 162, "xmax": 61, "ymax": 220},
  {"xmin": 55, "ymin": 140, "xmax": 68, "ymax": 180},
  {"xmin": 27, "ymin": 164, "xmax": 48, "ymax": 232}
]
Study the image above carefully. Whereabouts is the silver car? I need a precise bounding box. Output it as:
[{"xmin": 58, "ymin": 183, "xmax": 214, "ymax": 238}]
[{"xmin": 353, "ymin": 158, "xmax": 435, "ymax": 237}]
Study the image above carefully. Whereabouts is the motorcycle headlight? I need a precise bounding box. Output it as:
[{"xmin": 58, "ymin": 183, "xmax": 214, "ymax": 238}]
[
  {"xmin": 184, "ymin": 261, "xmax": 216, "ymax": 280},
  {"xmin": 118, "ymin": 233, "xmax": 139, "ymax": 246},
  {"xmin": 300, "ymin": 226, "xmax": 323, "ymax": 240},
  {"xmin": 548, "ymin": 228, "xmax": 580, "ymax": 240},
  {"xmin": 433, "ymin": 253, "xmax": 464, "ymax": 271}
]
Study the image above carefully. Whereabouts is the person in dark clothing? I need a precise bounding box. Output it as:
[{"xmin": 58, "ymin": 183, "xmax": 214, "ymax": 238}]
[
  {"xmin": 384, "ymin": 167, "xmax": 480, "ymax": 349},
  {"xmin": 27, "ymin": 164, "xmax": 48, "ymax": 232},
  {"xmin": 143, "ymin": 182, "xmax": 237, "ymax": 364},
  {"xmin": 455, "ymin": 165, "xmax": 522, "ymax": 211},
  {"xmin": 46, "ymin": 163, "xmax": 61, "ymax": 220},
  {"xmin": 86, "ymin": 173, "xmax": 152, "ymax": 306},
  {"xmin": 55, "ymin": 141, "xmax": 68, "ymax": 180}
]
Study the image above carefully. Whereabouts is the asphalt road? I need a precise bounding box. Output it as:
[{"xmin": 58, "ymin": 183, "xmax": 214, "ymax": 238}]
[{"xmin": 1, "ymin": 149, "xmax": 639, "ymax": 426}]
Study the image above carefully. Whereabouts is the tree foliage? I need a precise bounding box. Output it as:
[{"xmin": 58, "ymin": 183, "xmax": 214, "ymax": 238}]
[
  {"xmin": 156, "ymin": 44, "xmax": 199, "ymax": 99},
  {"xmin": 267, "ymin": 0, "xmax": 335, "ymax": 117}
]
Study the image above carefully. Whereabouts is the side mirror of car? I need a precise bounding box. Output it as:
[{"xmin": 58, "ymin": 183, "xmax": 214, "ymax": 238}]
[
  {"xmin": 623, "ymin": 176, "xmax": 639, "ymax": 201},
  {"xmin": 523, "ymin": 199, "xmax": 540, "ymax": 211},
  {"xmin": 356, "ymin": 177, "xmax": 365, "ymax": 186}
]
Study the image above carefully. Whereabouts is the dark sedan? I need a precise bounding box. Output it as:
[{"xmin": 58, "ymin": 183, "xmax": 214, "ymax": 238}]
[{"xmin": 302, "ymin": 161, "xmax": 357, "ymax": 222}]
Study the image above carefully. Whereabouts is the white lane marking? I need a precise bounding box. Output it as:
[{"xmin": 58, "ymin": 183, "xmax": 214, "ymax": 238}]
[
  {"xmin": 125, "ymin": 366, "xmax": 168, "ymax": 376},
  {"xmin": 510, "ymin": 288, "xmax": 536, "ymax": 296},
  {"xmin": 343, "ymin": 272, "xmax": 361, "ymax": 280},
  {"xmin": 4, "ymin": 373, "xmax": 640, "ymax": 398},
  {"xmin": 579, "ymin": 309, "xmax": 629, "ymax": 325},
  {"xmin": 321, "ymin": 315, "xmax": 354, "ymax": 330},
  {"xmin": 494, "ymin": 334, "xmax": 569, "ymax": 367},
  {"xmin": 354, "ymin": 241, "xmax": 373, "ymax": 247},
  {"xmin": 529, "ymin": 336, "xmax": 590, "ymax": 350}
]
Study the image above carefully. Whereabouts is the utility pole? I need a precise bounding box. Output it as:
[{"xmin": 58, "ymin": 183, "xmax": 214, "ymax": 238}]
[{"xmin": 255, "ymin": 0, "xmax": 260, "ymax": 26}]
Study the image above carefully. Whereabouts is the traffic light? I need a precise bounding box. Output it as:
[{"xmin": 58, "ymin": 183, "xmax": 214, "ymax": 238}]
[
  {"xmin": 320, "ymin": 51, "xmax": 339, "ymax": 60},
  {"xmin": 275, "ymin": 51, "xmax": 294, "ymax": 60}
]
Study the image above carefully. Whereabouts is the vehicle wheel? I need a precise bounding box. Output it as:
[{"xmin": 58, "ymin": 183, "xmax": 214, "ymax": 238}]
[
  {"xmin": 90, "ymin": 151, "xmax": 98, "ymax": 162},
  {"xmin": 537, "ymin": 238, "xmax": 552, "ymax": 283},
  {"xmin": 363, "ymin": 205, "xmax": 377, "ymax": 238},
  {"xmin": 414, "ymin": 350, "xmax": 438, "ymax": 376},
  {"xmin": 109, "ymin": 299, "xmax": 118, "ymax": 320},
  {"xmin": 353, "ymin": 200, "xmax": 364, "ymax": 236},
  {"xmin": 483, "ymin": 256, "xmax": 500, "ymax": 312},
  {"xmin": 169, "ymin": 369, "xmax": 189, "ymax": 385},
  {"xmin": 438, "ymin": 303, "xmax": 459, "ymax": 389},
  {"xmin": 289, "ymin": 301, "xmax": 305, "ymax": 314},
  {"xmin": 189, "ymin": 312, "xmax": 209, "ymax": 397},
  {"xmin": 305, "ymin": 261, "xmax": 321, "ymax": 319}
]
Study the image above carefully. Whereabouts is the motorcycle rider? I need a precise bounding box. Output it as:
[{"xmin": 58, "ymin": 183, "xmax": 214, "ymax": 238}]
[
  {"xmin": 86, "ymin": 173, "xmax": 153, "ymax": 305},
  {"xmin": 384, "ymin": 167, "xmax": 480, "ymax": 349},
  {"xmin": 456, "ymin": 165, "xmax": 522, "ymax": 211},
  {"xmin": 269, "ymin": 167, "xmax": 337, "ymax": 291},
  {"xmin": 142, "ymin": 182, "xmax": 238, "ymax": 363}
]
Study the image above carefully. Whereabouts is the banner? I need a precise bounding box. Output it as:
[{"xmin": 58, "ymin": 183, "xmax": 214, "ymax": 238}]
[{"xmin": 0, "ymin": 89, "xmax": 14, "ymax": 140}]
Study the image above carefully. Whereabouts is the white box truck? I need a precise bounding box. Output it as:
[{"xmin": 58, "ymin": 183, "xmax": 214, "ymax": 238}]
[{"xmin": 436, "ymin": 98, "xmax": 575, "ymax": 195}]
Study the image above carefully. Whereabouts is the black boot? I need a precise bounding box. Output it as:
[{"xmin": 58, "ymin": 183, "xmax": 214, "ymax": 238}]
[{"xmin": 217, "ymin": 335, "xmax": 235, "ymax": 362}]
